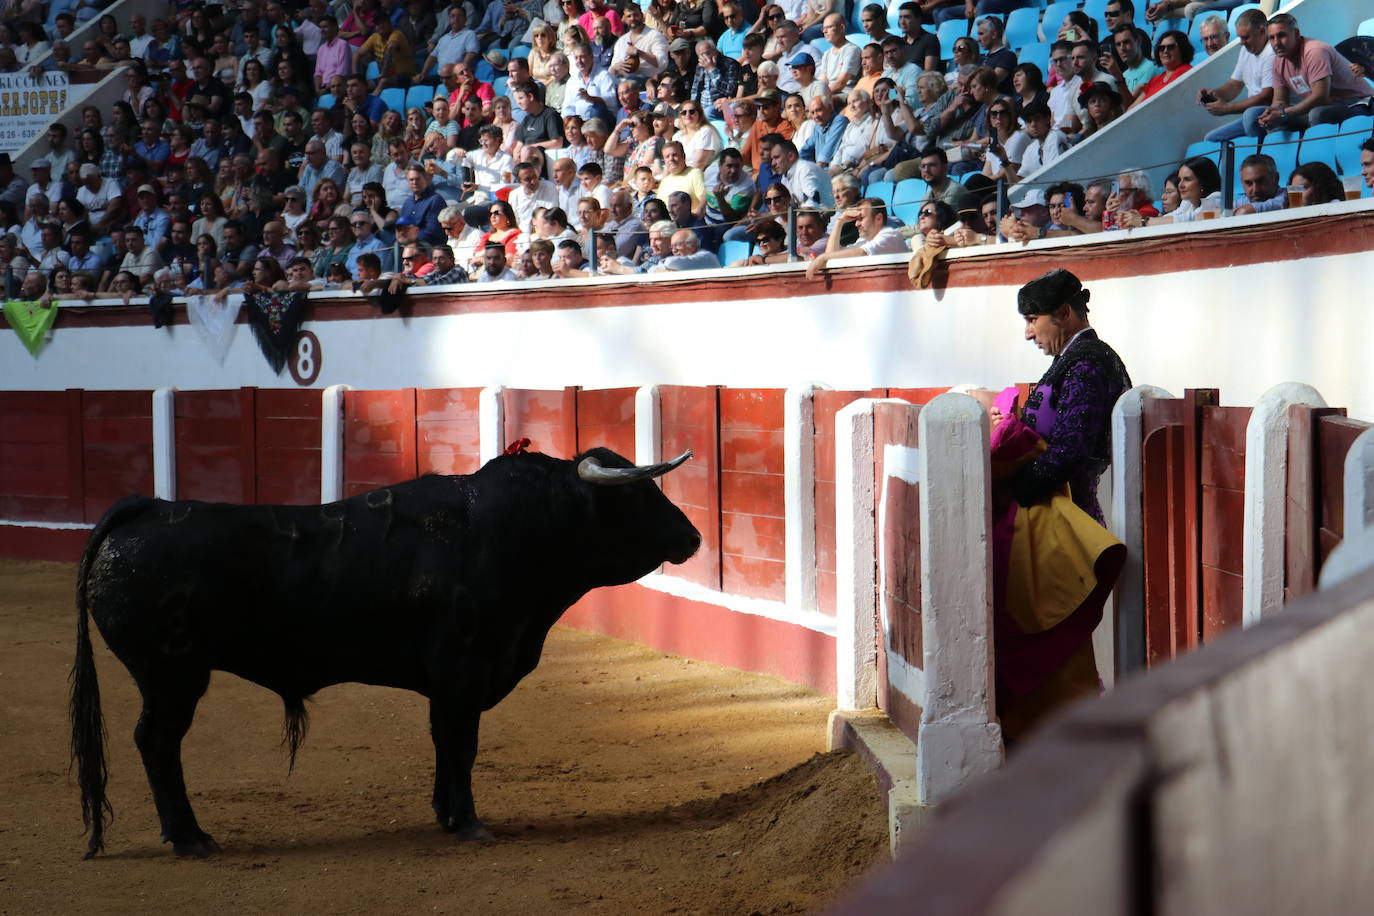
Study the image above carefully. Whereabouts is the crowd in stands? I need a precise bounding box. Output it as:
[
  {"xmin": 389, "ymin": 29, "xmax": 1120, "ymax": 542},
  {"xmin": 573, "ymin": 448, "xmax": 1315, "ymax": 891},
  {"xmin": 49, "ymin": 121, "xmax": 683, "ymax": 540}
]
[{"xmin": 1, "ymin": 0, "xmax": 1373, "ymax": 302}]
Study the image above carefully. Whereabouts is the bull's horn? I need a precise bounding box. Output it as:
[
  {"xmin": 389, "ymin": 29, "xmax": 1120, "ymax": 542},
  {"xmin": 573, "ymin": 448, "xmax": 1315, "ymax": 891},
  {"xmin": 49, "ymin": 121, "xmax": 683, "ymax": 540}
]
[{"xmin": 577, "ymin": 450, "xmax": 693, "ymax": 485}]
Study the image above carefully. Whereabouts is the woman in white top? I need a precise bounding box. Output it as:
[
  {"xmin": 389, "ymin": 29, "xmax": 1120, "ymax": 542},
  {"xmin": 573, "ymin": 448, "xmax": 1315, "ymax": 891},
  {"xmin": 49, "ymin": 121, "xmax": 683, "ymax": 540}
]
[
  {"xmin": 280, "ymin": 186, "xmax": 310, "ymax": 233},
  {"xmin": 192, "ymin": 194, "xmax": 229, "ymax": 251},
  {"xmin": 448, "ymin": 125, "xmax": 515, "ymax": 202},
  {"xmin": 238, "ymin": 59, "xmax": 274, "ymax": 112},
  {"xmin": 1120, "ymin": 156, "xmax": 1221, "ymax": 227},
  {"xmin": 672, "ymin": 101, "xmax": 721, "ymax": 170},
  {"xmin": 830, "ymin": 89, "xmax": 895, "ymax": 177}
]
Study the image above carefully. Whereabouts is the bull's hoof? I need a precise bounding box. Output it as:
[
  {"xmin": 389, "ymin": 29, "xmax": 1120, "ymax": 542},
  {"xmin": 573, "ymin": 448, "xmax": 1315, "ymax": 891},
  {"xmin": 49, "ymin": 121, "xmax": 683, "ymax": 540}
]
[
  {"xmin": 436, "ymin": 815, "xmax": 493, "ymax": 842},
  {"xmin": 171, "ymin": 833, "xmax": 221, "ymax": 858}
]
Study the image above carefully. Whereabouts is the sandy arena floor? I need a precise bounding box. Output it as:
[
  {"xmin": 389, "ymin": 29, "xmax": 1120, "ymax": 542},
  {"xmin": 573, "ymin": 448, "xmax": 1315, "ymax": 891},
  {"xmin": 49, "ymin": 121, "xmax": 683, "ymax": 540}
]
[{"xmin": 1, "ymin": 560, "xmax": 886, "ymax": 915}]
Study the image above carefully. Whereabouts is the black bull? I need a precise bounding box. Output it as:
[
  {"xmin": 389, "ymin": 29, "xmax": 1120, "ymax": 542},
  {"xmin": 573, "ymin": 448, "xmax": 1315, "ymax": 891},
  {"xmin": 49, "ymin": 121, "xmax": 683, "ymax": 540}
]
[{"xmin": 70, "ymin": 447, "xmax": 700, "ymax": 858}]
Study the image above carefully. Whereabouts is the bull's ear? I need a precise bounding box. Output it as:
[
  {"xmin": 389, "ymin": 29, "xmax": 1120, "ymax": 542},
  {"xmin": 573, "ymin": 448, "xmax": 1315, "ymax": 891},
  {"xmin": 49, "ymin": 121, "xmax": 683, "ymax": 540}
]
[{"xmin": 576, "ymin": 450, "xmax": 692, "ymax": 486}]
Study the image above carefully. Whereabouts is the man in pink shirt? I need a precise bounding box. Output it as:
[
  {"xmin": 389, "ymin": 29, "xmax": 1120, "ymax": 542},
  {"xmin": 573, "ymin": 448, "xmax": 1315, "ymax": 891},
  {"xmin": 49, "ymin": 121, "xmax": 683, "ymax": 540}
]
[
  {"xmin": 313, "ymin": 16, "xmax": 353, "ymax": 94},
  {"xmin": 579, "ymin": 0, "xmax": 624, "ymax": 38},
  {"xmin": 1257, "ymin": 13, "xmax": 1373, "ymax": 136}
]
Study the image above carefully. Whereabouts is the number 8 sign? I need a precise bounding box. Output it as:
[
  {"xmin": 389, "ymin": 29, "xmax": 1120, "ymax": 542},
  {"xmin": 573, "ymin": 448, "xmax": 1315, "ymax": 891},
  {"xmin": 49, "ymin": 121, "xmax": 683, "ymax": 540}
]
[{"xmin": 288, "ymin": 331, "xmax": 323, "ymax": 386}]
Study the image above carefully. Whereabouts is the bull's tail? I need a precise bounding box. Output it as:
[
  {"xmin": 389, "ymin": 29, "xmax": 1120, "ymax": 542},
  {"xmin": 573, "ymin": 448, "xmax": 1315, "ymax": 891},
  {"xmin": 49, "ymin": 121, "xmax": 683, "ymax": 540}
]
[
  {"xmin": 70, "ymin": 496, "xmax": 151, "ymax": 858},
  {"xmin": 281, "ymin": 694, "xmax": 310, "ymax": 774}
]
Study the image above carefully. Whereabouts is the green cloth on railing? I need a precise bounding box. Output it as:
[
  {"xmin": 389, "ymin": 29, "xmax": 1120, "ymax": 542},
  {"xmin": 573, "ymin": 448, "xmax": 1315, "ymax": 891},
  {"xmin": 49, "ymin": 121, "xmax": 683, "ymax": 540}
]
[{"xmin": 4, "ymin": 300, "xmax": 57, "ymax": 356}]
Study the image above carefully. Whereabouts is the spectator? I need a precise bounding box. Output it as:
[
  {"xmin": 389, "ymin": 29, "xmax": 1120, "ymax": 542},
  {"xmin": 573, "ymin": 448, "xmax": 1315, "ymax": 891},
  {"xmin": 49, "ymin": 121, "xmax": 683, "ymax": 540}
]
[
  {"xmin": 398, "ymin": 165, "xmax": 446, "ymax": 246},
  {"xmin": 1074, "ymin": 81, "xmax": 1123, "ymax": 143},
  {"xmin": 549, "ymin": 157, "xmax": 584, "ymax": 223},
  {"xmin": 36, "ymin": 221, "xmax": 70, "ymax": 272},
  {"xmin": 512, "ymin": 81, "xmax": 566, "ymax": 162},
  {"xmin": 1105, "ymin": 170, "xmax": 1160, "ymax": 227},
  {"xmin": 1133, "ymin": 155, "xmax": 1221, "ymax": 224},
  {"xmin": 806, "ymin": 198, "xmax": 908, "ymax": 277},
  {"xmin": 976, "ymin": 16, "xmax": 1017, "ymax": 95},
  {"xmin": 658, "ymin": 141, "xmax": 707, "ymax": 216},
  {"xmin": 563, "ymin": 43, "xmax": 617, "ymax": 122},
  {"xmin": 474, "ymin": 240, "xmax": 519, "ymax": 282},
  {"xmin": 120, "ymin": 225, "xmax": 165, "ymax": 288},
  {"xmin": 1138, "ymin": 30, "xmax": 1193, "ymax": 102},
  {"xmin": 355, "ymin": 15, "xmax": 415, "ymax": 92},
  {"xmin": 1047, "ymin": 41, "xmax": 1081, "ymax": 130},
  {"xmin": 1196, "ymin": 15, "xmax": 1230, "ymax": 57},
  {"xmin": 314, "ymin": 15, "xmax": 351, "ymax": 93},
  {"xmin": 75, "ymin": 164, "xmax": 122, "ymax": 235},
  {"xmin": 771, "ymin": 138, "xmax": 834, "ymax": 211},
  {"xmin": 1287, "ymin": 161, "xmax": 1344, "ymax": 207},
  {"xmin": 259, "ymin": 219, "xmax": 297, "ymax": 268},
  {"xmin": 419, "ymin": 244, "xmax": 470, "ymax": 286},
  {"xmin": 132, "ymin": 185, "xmax": 172, "ymax": 252},
  {"xmin": 795, "ymin": 94, "xmax": 848, "ymax": 169},
  {"xmin": 242, "ymin": 256, "xmax": 288, "ymax": 295},
  {"xmin": 894, "ymin": 4, "xmax": 940, "ymax": 73},
  {"xmin": 730, "ymin": 218, "xmax": 790, "ymax": 266},
  {"xmin": 646, "ymin": 227, "xmax": 720, "ymax": 271},
  {"xmin": 1099, "ymin": 25, "xmax": 1161, "ymax": 110},
  {"xmin": 1196, "ymin": 10, "xmax": 1273, "ymax": 142},
  {"xmin": 1231, "ymin": 153, "xmax": 1286, "ymax": 216},
  {"xmin": 66, "ymin": 229, "xmax": 104, "ymax": 275},
  {"xmin": 599, "ymin": 219, "xmax": 674, "ymax": 273},
  {"xmin": 817, "ymin": 15, "xmax": 860, "ymax": 96},
  {"xmin": 523, "ymin": 239, "xmax": 557, "ymax": 280},
  {"xmin": 346, "ymin": 210, "xmax": 389, "ymax": 277},
  {"xmin": 1258, "ymin": 13, "xmax": 1374, "ymax": 136}
]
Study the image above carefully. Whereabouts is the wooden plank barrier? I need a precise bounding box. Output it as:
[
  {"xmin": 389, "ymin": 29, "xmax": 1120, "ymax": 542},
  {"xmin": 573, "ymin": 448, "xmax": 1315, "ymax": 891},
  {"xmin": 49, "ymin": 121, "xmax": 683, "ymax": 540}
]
[
  {"xmin": 254, "ymin": 389, "xmax": 322, "ymax": 505},
  {"xmin": 658, "ymin": 385, "xmax": 721, "ymax": 590},
  {"xmin": 174, "ymin": 389, "xmax": 256, "ymax": 504},
  {"xmin": 416, "ymin": 388, "xmax": 484, "ymax": 476},
  {"xmin": 342, "ymin": 388, "xmax": 417, "ymax": 497},
  {"xmin": 718, "ymin": 388, "xmax": 786, "ymax": 601},
  {"xmin": 81, "ymin": 391, "xmax": 153, "ymax": 522},
  {"xmin": 0, "ymin": 390, "xmax": 84, "ymax": 522},
  {"xmin": 574, "ymin": 387, "xmax": 636, "ymax": 460},
  {"xmin": 501, "ymin": 387, "xmax": 578, "ymax": 457}
]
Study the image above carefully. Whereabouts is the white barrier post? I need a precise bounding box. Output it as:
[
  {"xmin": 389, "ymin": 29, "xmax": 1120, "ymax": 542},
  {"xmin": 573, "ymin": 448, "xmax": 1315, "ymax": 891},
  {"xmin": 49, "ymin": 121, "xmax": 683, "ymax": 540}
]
[
  {"xmin": 478, "ymin": 385, "xmax": 506, "ymax": 466},
  {"xmin": 152, "ymin": 387, "xmax": 176, "ymax": 500},
  {"xmin": 634, "ymin": 385, "xmax": 663, "ymax": 467},
  {"xmin": 834, "ymin": 399, "xmax": 878, "ymax": 711},
  {"xmin": 785, "ymin": 385, "xmax": 820, "ymax": 614},
  {"xmin": 916, "ymin": 393, "xmax": 1002, "ymax": 806},
  {"xmin": 1319, "ymin": 427, "xmax": 1374, "ymax": 590},
  {"xmin": 1243, "ymin": 382, "xmax": 1327, "ymax": 626},
  {"xmin": 320, "ymin": 384, "xmax": 350, "ymax": 504},
  {"xmin": 1110, "ymin": 385, "xmax": 1174, "ymax": 678}
]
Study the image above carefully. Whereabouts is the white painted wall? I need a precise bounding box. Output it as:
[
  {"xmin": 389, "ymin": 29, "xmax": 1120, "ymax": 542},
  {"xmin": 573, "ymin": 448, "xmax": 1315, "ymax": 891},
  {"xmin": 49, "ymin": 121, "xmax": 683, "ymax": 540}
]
[{"xmin": 9, "ymin": 231, "xmax": 1373, "ymax": 423}]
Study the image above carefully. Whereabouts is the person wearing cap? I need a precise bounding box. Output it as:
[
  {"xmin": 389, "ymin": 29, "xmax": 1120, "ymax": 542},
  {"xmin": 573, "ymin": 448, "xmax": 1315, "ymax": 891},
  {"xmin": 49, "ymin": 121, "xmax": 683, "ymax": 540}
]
[
  {"xmin": 1002, "ymin": 101, "xmax": 1068, "ymax": 183},
  {"xmin": 25, "ymin": 159, "xmax": 60, "ymax": 207},
  {"xmin": 770, "ymin": 21, "xmax": 818, "ymax": 93},
  {"xmin": 743, "ymin": 90, "xmax": 793, "ymax": 171},
  {"xmin": 985, "ymin": 268, "xmax": 1131, "ymax": 739},
  {"xmin": 663, "ymin": 38, "xmax": 697, "ymax": 88},
  {"xmin": 783, "ymin": 50, "xmax": 824, "ymax": 105},
  {"xmin": 132, "ymin": 184, "xmax": 172, "ymax": 252}
]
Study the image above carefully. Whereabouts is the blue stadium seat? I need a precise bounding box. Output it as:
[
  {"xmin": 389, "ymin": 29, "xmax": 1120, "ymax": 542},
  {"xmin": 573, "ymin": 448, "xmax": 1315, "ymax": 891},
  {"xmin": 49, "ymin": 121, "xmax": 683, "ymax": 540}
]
[
  {"xmin": 493, "ymin": 75, "xmax": 509, "ymax": 97},
  {"xmin": 1190, "ymin": 34, "xmax": 1208, "ymax": 59},
  {"xmin": 1262, "ymin": 131, "xmax": 1300, "ymax": 185},
  {"xmin": 380, "ymin": 87, "xmax": 406, "ymax": 114},
  {"xmin": 1040, "ymin": 2, "xmax": 1079, "ymax": 42},
  {"xmin": 509, "ymin": 43, "xmax": 532, "ymax": 59},
  {"xmin": 1017, "ymin": 41, "xmax": 1050, "ymax": 75},
  {"xmin": 707, "ymin": 119, "xmax": 728, "ymax": 143},
  {"xmin": 891, "ymin": 178, "xmax": 929, "ymax": 223},
  {"xmin": 719, "ymin": 239, "xmax": 751, "ymax": 265},
  {"xmin": 475, "ymin": 60, "xmax": 496, "ymax": 83},
  {"xmin": 317, "ymin": 93, "xmax": 335, "ymax": 109},
  {"xmin": 1083, "ymin": 0, "xmax": 1109, "ymax": 18},
  {"xmin": 936, "ymin": 19, "xmax": 969, "ymax": 59},
  {"xmin": 406, "ymin": 84, "xmax": 434, "ymax": 112},
  {"xmin": 1184, "ymin": 140, "xmax": 1221, "ymax": 167},
  {"xmin": 1004, "ymin": 8, "xmax": 1040, "ymax": 50},
  {"xmin": 887, "ymin": 0, "xmax": 902, "ymax": 31},
  {"xmin": 1297, "ymin": 123, "xmax": 1342, "ymax": 171},
  {"xmin": 1223, "ymin": 139, "xmax": 1260, "ymax": 192},
  {"xmin": 365, "ymin": 61, "xmax": 380, "ymax": 81},
  {"xmin": 868, "ymin": 180, "xmax": 896, "ymax": 204}
]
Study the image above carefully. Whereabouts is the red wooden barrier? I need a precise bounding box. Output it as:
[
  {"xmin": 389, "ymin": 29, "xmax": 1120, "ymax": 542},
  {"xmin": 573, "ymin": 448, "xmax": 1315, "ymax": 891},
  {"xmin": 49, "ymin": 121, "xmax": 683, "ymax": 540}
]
[
  {"xmin": 0, "ymin": 390, "xmax": 83, "ymax": 522},
  {"xmin": 812, "ymin": 390, "xmax": 884, "ymax": 616},
  {"xmin": 659, "ymin": 386, "xmax": 721, "ymax": 589},
  {"xmin": 255, "ymin": 389, "xmax": 323, "ymax": 505},
  {"xmin": 718, "ymin": 388, "xmax": 786, "ymax": 601},
  {"xmin": 874, "ymin": 401, "xmax": 922, "ymax": 739},
  {"xmin": 81, "ymin": 391, "xmax": 153, "ymax": 521},
  {"xmin": 342, "ymin": 388, "xmax": 417, "ymax": 497},
  {"xmin": 416, "ymin": 388, "xmax": 483, "ymax": 475},
  {"xmin": 1199, "ymin": 404, "xmax": 1251, "ymax": 641},
  {"xmin": 175, "ymin": 389, "xmax": 256, "ymax": 504},
  {"xmin": 1286, "ymin": 408, "xmax": 1373, "ymax": 601},
  {"xmin": 502, "ymin": 387, "xmax": 577, "ymax": 457},
  {"xmin": 575, "ymin": 387, "xmax": 636, "ymax": 460}
]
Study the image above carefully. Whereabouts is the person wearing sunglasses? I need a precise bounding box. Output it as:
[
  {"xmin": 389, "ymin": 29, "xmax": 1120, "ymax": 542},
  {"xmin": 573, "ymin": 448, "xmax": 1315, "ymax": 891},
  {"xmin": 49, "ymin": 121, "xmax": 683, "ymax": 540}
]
[
  {"xmin": 1046, "ymin": 40, "xmax": 1081, "ymax": 131},
  {"xmin": 1137, "ymin": 30, "xmax": 1193, "ymax": 101},
  {"xmin": 805, "ymin": 197, "xmax": 907, "ymax": 279},
  {"xmin": 728, "ymin": 218, "xmax": 788, "ymax": 267}
]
